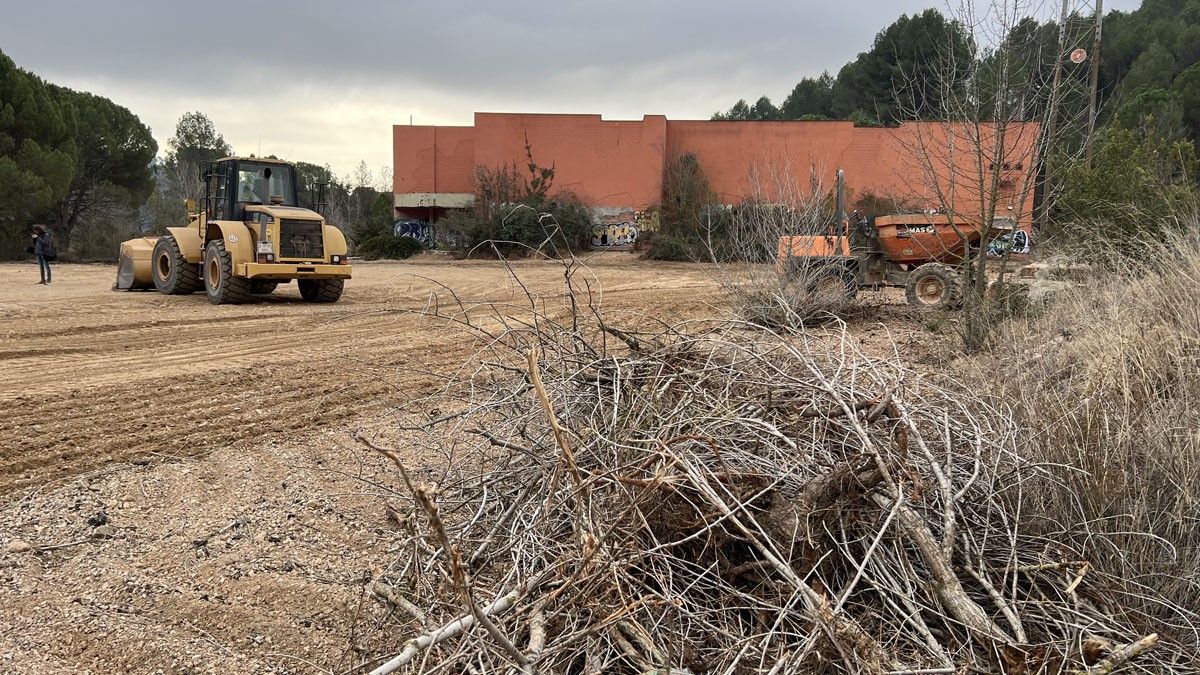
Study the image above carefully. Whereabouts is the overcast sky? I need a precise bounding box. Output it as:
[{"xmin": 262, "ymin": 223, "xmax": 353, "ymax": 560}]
[{"xmin": 1, "ymin": 0, "xmax": 1138, "ymax": 181}]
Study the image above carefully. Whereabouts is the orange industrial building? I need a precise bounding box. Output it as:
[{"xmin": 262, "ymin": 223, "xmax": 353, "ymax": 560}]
[{"xmin": 392, "ymin": 112, "xmax": 1038, "ymax": 249}]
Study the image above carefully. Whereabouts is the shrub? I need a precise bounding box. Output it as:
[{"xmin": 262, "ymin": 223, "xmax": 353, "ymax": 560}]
[
  {"xmin": 438, "ymin": 195, "xmax": 593, "ymax": 257},
  {"xmin": 642, "ymin": 234, "xmax": 699, "ymax": 261},
  {"xmin": 356, "ymin": 233, "xmax": 424, "ymax": 260},
  {"xmin": 436, "ymin": 209, "xmax": 491, "ymax": 254},
  {"xmin": 649, "ymin": 154, "xmax": 730, "ymax": 261},
  {"xmin": 1058, "ymin": 127, "xmax": 1198, "ymax": 247},
  {"xmin": 437, "ymin": 141, "xmax": 595, "ymax": 257}
]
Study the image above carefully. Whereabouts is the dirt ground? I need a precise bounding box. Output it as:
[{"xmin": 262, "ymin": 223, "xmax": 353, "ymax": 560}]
[{"xmin": 0, "ymin": 254, "xmax": 936, "ymax": 674}]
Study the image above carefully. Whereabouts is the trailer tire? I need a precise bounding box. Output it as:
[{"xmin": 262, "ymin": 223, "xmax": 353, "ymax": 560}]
[
  {"xmin": 250, "ymin": 281, "xmax": 279, "ymax": 295},
  {"xmin": 298, "ymin": 278, "xmax": 344, "ymax": 303},
  {"xmin": 152, "ymin": 235, "xmax": 202, "ymax": 295},
  {"xmin": 905, "ymin": 263, "xmax": 960, "ymax": 309},
  {"xmin": 810, "ymin": 267, "xmax": 859, "ymax": 302},
  {"xmin": 203, "ymin": 240, "xmax": 251, "ymax": 305}
]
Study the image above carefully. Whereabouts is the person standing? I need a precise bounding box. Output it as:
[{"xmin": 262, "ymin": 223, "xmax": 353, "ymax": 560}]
[{"xmin": 31, "ymin": 225, "xmax": 53, "ymax": 285}]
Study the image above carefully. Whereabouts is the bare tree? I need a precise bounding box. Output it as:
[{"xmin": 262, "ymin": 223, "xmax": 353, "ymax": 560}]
[
  {"xmin": 169, "ymin": 160, "xmax": 204, "ymax": 207},
  {"xmin": 378, "ymin": 165, "xmax": 394, "ymax": 194},
  {"xmin": 893, "ymin": 0, "xmax": 1093, "ymax": 350},
  {"xmin": 353, "ymin": 160, "xmax": 375, "ymax": 191}
]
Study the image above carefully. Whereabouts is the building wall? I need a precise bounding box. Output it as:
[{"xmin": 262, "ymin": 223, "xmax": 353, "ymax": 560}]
[
  {"xmin": 392, "ymin": 113, "xmax": 1038, "ymax": 244},
  {"xmin": 665, "ymin": 120, "xmax": 1037, "ymax": 224},
  {"xmin": 473, "ymin": 113, "xmax": 667, "ymax": 210},
  {"xmin": 393, "ymin": 124, "xmax": 475, "ymax": 221},
  {"xmin": 665, "ymin": 120, "xmax": 859, "ymax": 204}
]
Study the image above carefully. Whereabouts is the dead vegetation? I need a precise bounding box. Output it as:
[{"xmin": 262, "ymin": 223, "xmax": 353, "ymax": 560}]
[
  {"xmin": 706, "ymin": 166, "xmax": 858, "ymax": 329},
  {"xmin": 973, "ymin": 225, "xmax": 1200, "ymax": 653},
  {"xmin": 356, "ymin": 247, "xmax": 1194, "ymax": 674}
]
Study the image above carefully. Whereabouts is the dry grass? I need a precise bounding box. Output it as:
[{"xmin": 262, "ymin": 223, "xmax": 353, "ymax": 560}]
[{"xmin": 968, "ymin": 224, "xmax": 1200, "ymax": 649}]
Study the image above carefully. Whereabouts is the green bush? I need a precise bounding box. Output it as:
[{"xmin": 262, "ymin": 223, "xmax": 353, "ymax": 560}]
[
  {"xmin": 438, "ymin": 196, "xmax": 593, "ymax": 257},
  {"xmin": 436, "ymin": 146, "xmax": 596, "ymax": 257},
  {"xmin": 356, "ymin": 234, "xmax": 424, "ymax": 260},
  {"xmin": 1058, "ymin": 127, "xmax": 1198, "ymax": 248},
  {"xmin": 643, "ymin": 234, "xmax": 701, "ymax": 261}
]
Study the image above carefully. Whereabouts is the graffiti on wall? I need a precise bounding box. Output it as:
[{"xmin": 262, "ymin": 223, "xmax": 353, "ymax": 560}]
[
  {"xmin": 591, "ymin": 221, "xmax": 639, "ymax": 249},
  {"xmin": 590, "ymin": 209, "xmax": 659, "ymax": 250},
  {"xmin": 393, "ymin": 219, "xmax": 435, "ymax": 247}
]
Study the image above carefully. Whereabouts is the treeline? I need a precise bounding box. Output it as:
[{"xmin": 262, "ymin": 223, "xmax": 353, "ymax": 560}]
[
  {"xmin": 715, "ymin": 0, "xmax": 1200, "ymax": 143},
  {"xmin": 0, "ymin": 48, "xmax": 156, "ymax": 259},
  {"xmin": 714, "ymin": 9, "xmax": 972, "ymax": 125},
  {"xmin": 0, "ymin": 49, "xmax": 396, "ymax": 261}
]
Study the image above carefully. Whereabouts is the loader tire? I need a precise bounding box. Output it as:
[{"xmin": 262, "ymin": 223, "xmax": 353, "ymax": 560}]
[
  {"xmin": 298, "ymin": 278, "xmax": 344, "ymax": 303},
  {"xmin": 905, "ymin": 263, "xmax": 961, "ymax": 309},
  {"xmin": 203, "ymin": 240, "xmax": 251, "ymax": 305},
  {"xmin": 152, "ymin": 235, "xmax": 202, "ymax": 295},
  {"xmin": 250, "ymin": 280, "xmax": 278, "ymax": 295}
]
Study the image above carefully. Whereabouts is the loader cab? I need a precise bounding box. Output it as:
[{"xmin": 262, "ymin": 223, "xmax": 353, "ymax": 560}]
[{"xmin": 200, "ymin": 158, "xmax": 299, "ymax": 222}]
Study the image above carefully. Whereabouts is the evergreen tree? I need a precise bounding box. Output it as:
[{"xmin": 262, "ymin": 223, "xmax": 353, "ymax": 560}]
[
  {"xmin": 49, "ymin": 86, "xmax": 156, "ymax": 252},
  {"xmin": 1172, "ymin": 61, "xmax": 1200, "ymax": 138},
  {"xmin": 831, "ymin": 9, "xmax": 975, "ymax": 122},
  {"xmin": 1123, "ymin": 41, "xmax": 1177, "ymax": 93},
  {"xmin": 781, "ymin": 73, "xmax": 834, "ymax": 120},
  {"xmin": 0, "ymin": 49, "xmax": 74, "ymax": 228},
  {"xmin": 167, "ymin": 111, "xmax": 231, "ymax": 167},
  {"xmin": 713, "ymin": 96, "xmax": 780, "ymax": 121}
]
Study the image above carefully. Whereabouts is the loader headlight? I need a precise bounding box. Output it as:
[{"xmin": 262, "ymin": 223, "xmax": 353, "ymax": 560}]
[{"xmin": 331, "ymin": 254, "xmax": 347, "ymax": 265}]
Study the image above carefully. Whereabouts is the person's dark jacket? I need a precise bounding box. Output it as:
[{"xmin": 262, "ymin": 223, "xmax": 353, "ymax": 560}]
[{"xmin": 33, "ymin": 231, "xmax": 52, "ymax": 257}]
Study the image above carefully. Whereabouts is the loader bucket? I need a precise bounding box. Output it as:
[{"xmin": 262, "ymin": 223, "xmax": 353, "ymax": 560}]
[{"xmin": 113, "ymin": 236, "xmax": 159, "ymax": 291}]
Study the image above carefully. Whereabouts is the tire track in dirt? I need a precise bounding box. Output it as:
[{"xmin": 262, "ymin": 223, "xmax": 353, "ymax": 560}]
[
  {"xmin": 0, "ymin": 317, "xmax": 463, "ymax": 494},
  {"xmin": 10, "ymin": 312, "xmax": 293, "ymax": 341},
  {"xmin": 0, "ymin": 259, "xmax": 720, "ymax": 495},
  {"xmin": 1, "ymin": 313, "xmax": 417, "ymax": 398}
]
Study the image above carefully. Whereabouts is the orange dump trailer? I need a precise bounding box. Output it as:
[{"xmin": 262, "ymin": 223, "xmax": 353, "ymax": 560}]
[
  {"xmin": 873, "ymin": 214, "xmax": 983, "ymax": 265},
  {"xmin": 777, "ymin": 171, "xmax": 1002, "ymax": 309}
]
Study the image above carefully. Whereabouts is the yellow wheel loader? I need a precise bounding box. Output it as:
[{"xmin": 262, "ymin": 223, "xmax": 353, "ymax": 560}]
[{"xmin": 114, "ymin": 157, "xmax": 351, "ymax": 304}]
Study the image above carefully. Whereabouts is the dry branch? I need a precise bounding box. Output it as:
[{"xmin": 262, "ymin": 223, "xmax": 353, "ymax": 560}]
[
  {"xmin": 368, "ymin": 586, "xmax": 526, "ymax": 675},
  {"xmin": 353, "ymin": 252, "xmax": 1189, "ymax": 675}
]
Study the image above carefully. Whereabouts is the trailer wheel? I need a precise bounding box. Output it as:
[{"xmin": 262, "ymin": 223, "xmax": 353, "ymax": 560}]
[
  {"xmin": 250, "ymin": 281, "xmax": 278, "ymax": 295},
  {"xmin": 298, "ymin": 279, "xmax": 344, "ymax": 303},
  {"xmin": 203, "ymin": 240, "xmax": 251, "ymax": 305},
  {"xmin": 810, "ymin": 268, "xmax": 859, "ymax": 302},
  {"xmin": 152, "ymin": 235, "xmax": 202, "ymax": 295},
  {"xmin": 905, "ymin": 263, "xmax": 960, "ymax": 309}
]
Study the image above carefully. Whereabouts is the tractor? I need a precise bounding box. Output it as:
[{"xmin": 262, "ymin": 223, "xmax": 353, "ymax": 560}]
[
  {"xmin": 777, "ymin": 169, "xmax": 1013, "ymax": 309},
  {"xmin": 114, "ymin": 157, "xmax": 351, "ymax": 304}
]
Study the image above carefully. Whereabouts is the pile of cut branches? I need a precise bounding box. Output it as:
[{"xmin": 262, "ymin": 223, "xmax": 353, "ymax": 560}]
[{"xmin": 357, "ymin": 256, "xmax": 1193, "ymax": 675}]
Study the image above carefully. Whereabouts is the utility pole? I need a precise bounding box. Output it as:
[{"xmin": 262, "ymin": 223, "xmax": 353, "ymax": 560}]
[
  {"xmin": 1085, "ymin": 0, "xmax": 1104, "ymax": 161},
  {"xmin": 1038, "ymin": 0, "xmax": 1072, "ymax": 230}
]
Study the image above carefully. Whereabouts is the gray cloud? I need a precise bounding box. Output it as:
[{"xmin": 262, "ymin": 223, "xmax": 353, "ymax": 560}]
[{"xmin": 1, "ymin": 0, "xmax": 1140, "ymax": 177}]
